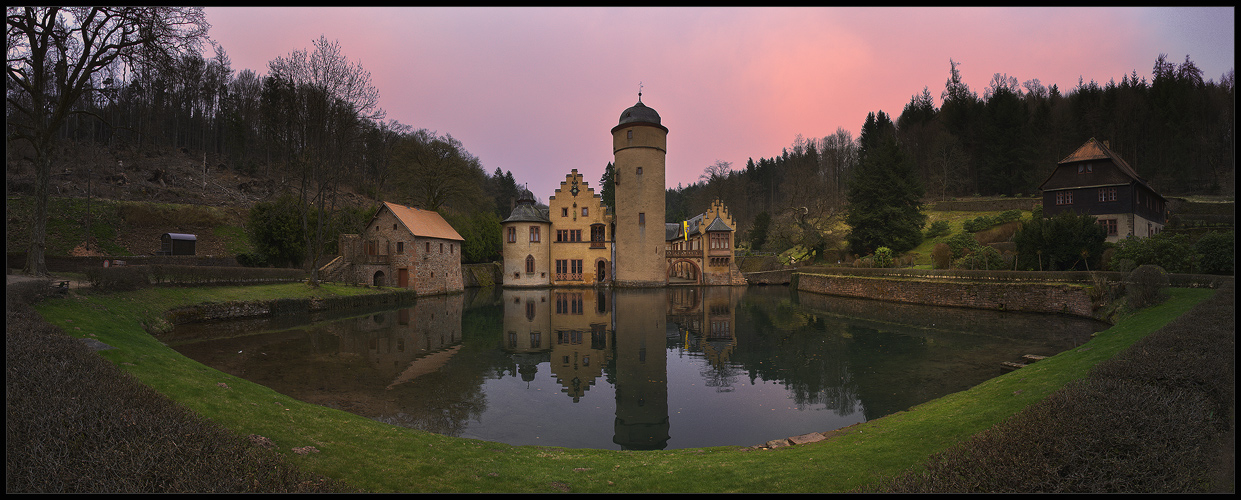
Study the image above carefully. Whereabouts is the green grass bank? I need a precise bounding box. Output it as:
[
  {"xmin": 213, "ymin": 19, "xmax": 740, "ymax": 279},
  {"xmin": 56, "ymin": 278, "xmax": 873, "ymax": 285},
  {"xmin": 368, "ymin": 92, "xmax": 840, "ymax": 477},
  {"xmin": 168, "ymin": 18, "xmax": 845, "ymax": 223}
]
[{"xmin": 29, "ymin": 283, "xmax": 1215, "ymax": 493}]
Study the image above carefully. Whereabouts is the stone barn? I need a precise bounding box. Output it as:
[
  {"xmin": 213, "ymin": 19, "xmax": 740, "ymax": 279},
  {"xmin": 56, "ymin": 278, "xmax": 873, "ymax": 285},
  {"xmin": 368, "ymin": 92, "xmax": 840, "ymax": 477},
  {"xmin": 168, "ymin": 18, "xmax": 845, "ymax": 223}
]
[{"xmin": 322, "ymin": 202, "xmax": 464, "ymax": 296}]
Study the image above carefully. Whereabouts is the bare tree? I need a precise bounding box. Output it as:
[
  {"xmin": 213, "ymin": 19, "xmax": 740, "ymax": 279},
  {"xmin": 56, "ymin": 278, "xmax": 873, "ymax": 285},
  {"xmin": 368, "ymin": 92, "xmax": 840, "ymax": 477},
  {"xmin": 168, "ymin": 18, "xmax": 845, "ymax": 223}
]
[
  {"xmin": 268, "ymin": 35, "xmax": 383, "ymax": 285},
  {"xmin": 7, "ymin": 6, "xmax": 208, "ymax": 275}
]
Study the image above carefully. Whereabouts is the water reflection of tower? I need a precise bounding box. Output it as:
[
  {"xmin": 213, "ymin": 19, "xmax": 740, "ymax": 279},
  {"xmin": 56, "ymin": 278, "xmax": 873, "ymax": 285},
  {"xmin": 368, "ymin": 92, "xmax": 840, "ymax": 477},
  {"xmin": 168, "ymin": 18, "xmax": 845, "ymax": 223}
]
[
  {"xmin": 501, "ymin": 289, "xmax": 552, "ymax": 382},
  {"xmin": 611, "ymin": 288, "xmax": 670, "ymax": 450}
]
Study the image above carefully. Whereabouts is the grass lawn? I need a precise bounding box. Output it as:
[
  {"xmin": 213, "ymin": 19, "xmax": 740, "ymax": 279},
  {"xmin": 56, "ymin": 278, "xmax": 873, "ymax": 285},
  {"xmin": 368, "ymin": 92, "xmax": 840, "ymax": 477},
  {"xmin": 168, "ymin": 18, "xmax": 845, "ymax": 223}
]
[{"xmin": 33, "ymin": 283, "xmax": 1213, "ymax": 493}]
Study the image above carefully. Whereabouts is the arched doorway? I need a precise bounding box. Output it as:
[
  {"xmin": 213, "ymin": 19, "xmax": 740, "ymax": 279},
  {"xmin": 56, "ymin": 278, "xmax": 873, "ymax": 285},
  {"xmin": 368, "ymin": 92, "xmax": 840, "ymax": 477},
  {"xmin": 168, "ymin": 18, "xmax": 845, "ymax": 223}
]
[
  {"xmin": 595, "ymin": 259, "xmax": 610, "ymax": 283},
  {"xmin": 667, "ymin": 259, "xmax": 700, "ymax": 284},
  {"xmin": 373, "ymin": 270, "xmax": 386, "ymax": 287}
]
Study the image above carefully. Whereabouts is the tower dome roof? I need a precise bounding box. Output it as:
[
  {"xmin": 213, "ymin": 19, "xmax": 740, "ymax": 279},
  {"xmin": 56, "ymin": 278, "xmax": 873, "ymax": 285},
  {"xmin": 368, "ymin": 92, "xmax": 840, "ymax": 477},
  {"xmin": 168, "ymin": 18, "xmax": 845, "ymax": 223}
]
[{"xmin": 618, "ymin": 101, "xmax": 661, "ymax": 126}]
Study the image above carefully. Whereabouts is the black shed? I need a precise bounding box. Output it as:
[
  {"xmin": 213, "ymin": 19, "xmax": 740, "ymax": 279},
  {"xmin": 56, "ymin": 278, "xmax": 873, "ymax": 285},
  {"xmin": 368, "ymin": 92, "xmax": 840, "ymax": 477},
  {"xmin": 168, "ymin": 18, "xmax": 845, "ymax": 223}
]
[{"xmin": 159, "ymin": 233, "xmax": 197, "ymax": 256}]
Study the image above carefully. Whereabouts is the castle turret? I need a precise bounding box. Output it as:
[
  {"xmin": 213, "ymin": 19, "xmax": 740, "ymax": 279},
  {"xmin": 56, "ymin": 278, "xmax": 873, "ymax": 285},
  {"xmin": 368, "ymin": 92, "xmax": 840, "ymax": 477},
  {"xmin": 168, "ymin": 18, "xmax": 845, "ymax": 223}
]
[{"xmin": 611, "ymin": 94, "xmax": 668, "ymax": 287}]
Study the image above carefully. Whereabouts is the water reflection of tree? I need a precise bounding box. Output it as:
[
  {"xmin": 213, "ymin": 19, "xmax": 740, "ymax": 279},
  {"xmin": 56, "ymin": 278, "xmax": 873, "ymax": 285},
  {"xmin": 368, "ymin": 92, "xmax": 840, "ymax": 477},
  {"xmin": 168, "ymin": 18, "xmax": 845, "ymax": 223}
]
[
  {"xmin": 733, "ymin": 290, "xmax": 861, "ymax": 415},
  {"xmin": 699, "ymin": 361, "xmax": 740, "ymax": 393}
]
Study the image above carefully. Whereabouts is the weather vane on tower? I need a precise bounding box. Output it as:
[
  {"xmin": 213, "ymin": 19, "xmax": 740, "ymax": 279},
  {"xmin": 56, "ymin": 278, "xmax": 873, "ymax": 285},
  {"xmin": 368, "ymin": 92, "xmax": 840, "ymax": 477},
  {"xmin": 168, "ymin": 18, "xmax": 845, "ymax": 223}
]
[{"xmin": 638, "ymin": 81, "xmax": 643, "ymax": 102}]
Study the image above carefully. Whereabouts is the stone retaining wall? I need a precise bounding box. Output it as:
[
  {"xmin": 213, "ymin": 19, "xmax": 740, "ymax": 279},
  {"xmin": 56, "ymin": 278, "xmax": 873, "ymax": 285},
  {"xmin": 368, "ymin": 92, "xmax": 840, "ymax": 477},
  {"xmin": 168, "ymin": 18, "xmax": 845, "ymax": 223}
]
[
  {"xmin": 796, "ymin": 273, "xmax": 1094, "ymax": 317},
  {"xmin": 164, "ymin": 289, "xmax": 417, "ymax": 325}
]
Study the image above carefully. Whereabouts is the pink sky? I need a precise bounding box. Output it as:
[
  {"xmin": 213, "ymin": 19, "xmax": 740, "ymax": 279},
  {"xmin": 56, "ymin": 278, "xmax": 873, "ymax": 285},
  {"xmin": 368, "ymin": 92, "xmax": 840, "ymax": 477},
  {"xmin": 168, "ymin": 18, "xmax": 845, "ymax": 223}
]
[{"xmin": 202, "ymin": 7, "xmax": 1234, "ymax": 197}]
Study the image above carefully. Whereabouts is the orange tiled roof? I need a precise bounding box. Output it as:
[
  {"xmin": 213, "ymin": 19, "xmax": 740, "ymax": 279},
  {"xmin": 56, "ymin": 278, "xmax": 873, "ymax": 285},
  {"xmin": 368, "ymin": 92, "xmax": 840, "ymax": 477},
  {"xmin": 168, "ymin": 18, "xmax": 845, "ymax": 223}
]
[{"xmin": 382, "ymin": 202, "xmax": 464, "ymax": 241}]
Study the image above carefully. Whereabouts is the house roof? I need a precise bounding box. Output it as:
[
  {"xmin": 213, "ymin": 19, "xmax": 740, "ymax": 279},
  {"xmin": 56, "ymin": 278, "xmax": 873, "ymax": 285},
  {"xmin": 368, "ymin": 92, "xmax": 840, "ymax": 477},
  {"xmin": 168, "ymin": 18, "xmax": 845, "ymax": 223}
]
[
  {"xmin": 1038, "ymin": 137, "xmax": 1164, "ymax": 200},
  {"xmin": 381, "ymin": 202, "xmax": 464, "ymax": 241},
  {"xmin": 503, "ymin": 200, "xmax": 551, "ymax": 224},
  {"xmin": 705, "ymin": 217, "xmax": 732, "ymax": 232}
]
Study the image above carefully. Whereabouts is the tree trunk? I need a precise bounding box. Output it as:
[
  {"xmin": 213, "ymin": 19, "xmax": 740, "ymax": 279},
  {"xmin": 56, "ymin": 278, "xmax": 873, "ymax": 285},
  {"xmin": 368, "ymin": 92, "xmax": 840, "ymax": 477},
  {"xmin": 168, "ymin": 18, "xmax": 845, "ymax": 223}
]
[{"xmin": 24, "ymin": 154, "xmax": 51, "ymax": 276}]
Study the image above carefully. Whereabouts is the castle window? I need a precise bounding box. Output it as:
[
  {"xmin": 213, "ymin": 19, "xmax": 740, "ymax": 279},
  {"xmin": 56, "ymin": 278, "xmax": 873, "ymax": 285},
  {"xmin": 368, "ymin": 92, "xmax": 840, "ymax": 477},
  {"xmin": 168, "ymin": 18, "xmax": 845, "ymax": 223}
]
[
  {"xmin": 507, "ymin": 226, "xmax": 517, "ymax": 243},
  {"xmin": 526, "ymin": 254, "xmax": 536, "ymax": 273},
  {"xmin": 440, "ymin": 243, "xmax": 444, "ymax": 254},
  {"xmin": 562, "ymin": 207, "xmax": 568, "ymax": 217},
  {"xmin": 637, "ymin": 167, "xmax": 643, "ymax": 175},
  {"xmin": 638, "ymin": 213, "xmax": 645, "ymax": 226},
  {"xmin": 581, "ymin": 207, "xmax": 588, "ymax": 217},
  {"xmin": 627, "ymin": 130, "xmax": 632, "ymax": 140},
  {"xmin": 397, "ymin": 241, "xmax": 404, "ymax": 254},
  {"xmin": 393, "ymin": 223, "xmax": 398, "ymax": 230},
  {"xmin": 530, "ymin": 226, "xmax": 540, "ymax": 242}
]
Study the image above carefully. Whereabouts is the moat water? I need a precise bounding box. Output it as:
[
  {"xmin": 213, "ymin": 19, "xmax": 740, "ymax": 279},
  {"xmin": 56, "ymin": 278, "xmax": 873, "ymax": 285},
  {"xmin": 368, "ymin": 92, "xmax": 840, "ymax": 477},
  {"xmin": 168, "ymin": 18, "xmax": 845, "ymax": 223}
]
[{"xmin": 161, "ymin": 286, "xmax": 1107, "ymax": 450}]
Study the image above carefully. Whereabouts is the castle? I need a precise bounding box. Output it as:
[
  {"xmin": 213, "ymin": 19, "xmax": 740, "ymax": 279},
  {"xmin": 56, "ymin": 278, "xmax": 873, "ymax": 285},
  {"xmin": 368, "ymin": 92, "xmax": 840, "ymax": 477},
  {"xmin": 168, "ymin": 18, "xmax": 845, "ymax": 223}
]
[{"xmin": 502, "ymin": 95, "xmax": 746, "ymax": 287}]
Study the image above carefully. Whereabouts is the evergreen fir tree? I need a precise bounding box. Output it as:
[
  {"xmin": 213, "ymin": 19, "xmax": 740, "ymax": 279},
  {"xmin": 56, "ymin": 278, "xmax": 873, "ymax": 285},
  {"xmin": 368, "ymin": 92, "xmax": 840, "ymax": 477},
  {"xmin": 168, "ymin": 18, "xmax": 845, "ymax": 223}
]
[{"xmin": 846, "ymin": 116, "xmax": 926, "ymax": 255}]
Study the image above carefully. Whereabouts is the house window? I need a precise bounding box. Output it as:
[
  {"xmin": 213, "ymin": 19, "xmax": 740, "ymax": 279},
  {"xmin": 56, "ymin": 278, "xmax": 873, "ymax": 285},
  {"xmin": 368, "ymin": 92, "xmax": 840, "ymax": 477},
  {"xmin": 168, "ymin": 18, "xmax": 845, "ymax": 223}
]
[
  {"xmin": 529, "ymin": 226, "xmax": 540, "ymax": 242},
  {"xmin": 1099, "ymin": 218, "xmax": 1118, "ymax": 236},
  {"xmin": 440, "ymin": 243, "xmax": 443, "ymax": 254},
  {"xmin": 507, "ymin": 226, "xmax": 517, "ymax": 243},
  {"xmin": 1098, "ymin": 187, "xmax": 1117, "ymax": 202},
  {"xmin": 526, "ymin": 254, "xmax": 535, "ymax": 273},
  {"xmin": 397, "ymin": 242, "xmax": 404, "ymax": 254},
  {"xmin": 562, "ymin": 207, "xmax": 568, "ymax": 217},
  {"xmin": 581, "ymin": 207, "xmax": 588, "ymax": 217},
  {"xmin": 710, "ymin": 233, "xmax": 730, "ymax": 249},
  {"xmin": 1077, "ymin": 163, "xmax": 1092, "ymax": 173},
  {"xmin": 426, "ymin": 242, "xmax": 431, "ymax": 253},
  {"xmin": 1056, "ymin": 192, "xmax": 1074, "ymax": 205},
  {"xmin": 555, "ymin": 229, "xmax": 581, "ymax": 242}
]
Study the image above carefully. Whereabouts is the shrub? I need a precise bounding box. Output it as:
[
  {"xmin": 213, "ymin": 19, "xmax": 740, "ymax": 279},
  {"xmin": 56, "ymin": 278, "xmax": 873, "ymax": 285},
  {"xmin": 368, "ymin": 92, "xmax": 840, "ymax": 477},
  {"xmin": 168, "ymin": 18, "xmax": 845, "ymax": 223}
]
[
  {"xmin": 1192, "ymin": 230, "xmax": 1234, "ymax": 275},
  {"xmin": 873, "ymin": 247, "xmax": 894, "ymax": 268},
  {"xmin": 931, "ymin": 243, "xmax": 952, "ymax": 269},
  {"xmin": 85, "ymin": 265, "xmax": 151, "ymax": 292},
  {"xmin": 953, "ymin": 246, "xmax": 1004, "ymax": 270},
  {"xmin": 1126, "ymin": 264, "xmax": 1170, "ymax": 309},
  {"xmin": 1013, "ymin": 211, "xmax": 1106, "ymax": 271},
  {"xmin": 925, "ymin": 220, "xmax": 951, "ymax": 239},
  {"xmin": 945, "ymin": 231, "xmax": 981, "ymax": 260},
  {"xmin": 236, "ymin": 253, "xmax": 269, "ymax": 268},
  {"xmin": 1111, "ymin": 232, "xmax": 1194, "ymax": 274}
]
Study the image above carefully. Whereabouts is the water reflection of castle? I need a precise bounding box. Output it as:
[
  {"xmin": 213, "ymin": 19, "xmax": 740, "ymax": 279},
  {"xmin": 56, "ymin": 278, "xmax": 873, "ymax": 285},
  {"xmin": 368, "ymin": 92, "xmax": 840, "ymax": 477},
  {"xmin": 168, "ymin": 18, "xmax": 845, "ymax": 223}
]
[{"xmin": 501, "ymin": 286, "xmax": 740, "ymax": 450}]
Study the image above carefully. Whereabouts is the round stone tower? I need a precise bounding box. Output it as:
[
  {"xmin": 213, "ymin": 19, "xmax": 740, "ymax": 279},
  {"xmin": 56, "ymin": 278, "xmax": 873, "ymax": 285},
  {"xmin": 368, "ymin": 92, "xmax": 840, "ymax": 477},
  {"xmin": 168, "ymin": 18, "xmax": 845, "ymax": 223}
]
[
  {"xmin": 501, "ymin": 186, "xmax": 551, "ymax": 287},
  {"xmin": 611, "ymin": 94, "xmax": 668, "ymax": 287}
]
